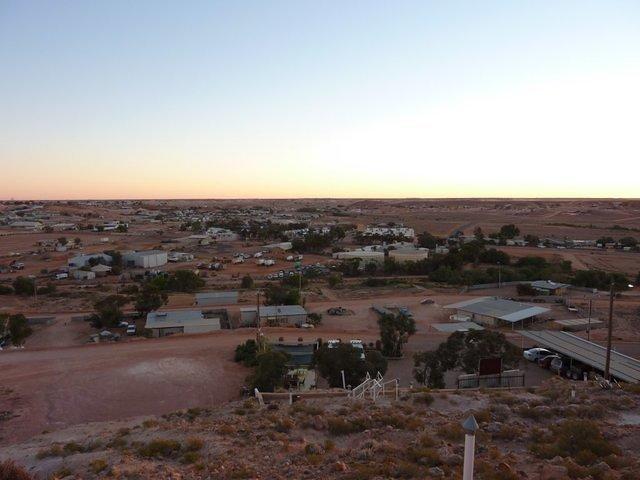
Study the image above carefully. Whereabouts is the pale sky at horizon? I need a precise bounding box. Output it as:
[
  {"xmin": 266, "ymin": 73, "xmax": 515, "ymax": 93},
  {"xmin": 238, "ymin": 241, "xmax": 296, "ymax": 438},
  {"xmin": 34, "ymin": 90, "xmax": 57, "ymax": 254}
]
[{"xmin": 1, "ymin": 1, "xmax": 639, "ymax": 200}]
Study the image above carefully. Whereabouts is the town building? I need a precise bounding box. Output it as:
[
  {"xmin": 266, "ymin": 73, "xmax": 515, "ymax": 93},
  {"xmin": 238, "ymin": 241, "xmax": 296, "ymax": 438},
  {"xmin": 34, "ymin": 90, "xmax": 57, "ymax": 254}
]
[
  {"xmin": 68, "ymin": 253, "xmax": 113, "ymax": 269},
  {"xmin": 122, "ymin": 250, "xmax": 168, "ymax": 268},
  {"xmin": 240, "ymin": 305, "xmax": 307, "ymax": 327},
  {"xmin": 145, "ymin": 310, "xmax": 221, "ymax": 337},
  {"xmin": 388, "ymin": 247, "xmax": 429, "ymax": 263},
  {"xmin": 530, "ymin": 280, "xmax": 570, "ymax": 296},
  {"xmin": 444, "ymin": 297, "xmax": 550, "ymax": 328},
  {"xmin": 195, "ymin": 291, "xmax": 239, "ymax": 306},
  {"xmin": 363, "ymin": 224, "xmax": 415, "ymax": 239}
]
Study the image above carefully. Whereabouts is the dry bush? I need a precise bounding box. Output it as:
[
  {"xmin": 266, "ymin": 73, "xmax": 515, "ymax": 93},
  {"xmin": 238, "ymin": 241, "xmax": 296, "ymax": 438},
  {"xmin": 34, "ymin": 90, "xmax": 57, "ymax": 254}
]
[
  {"xmin": 437, "ymin": 422, "xmax": 465, "ymax": 442},
  {"xmin": 530, "ymin": 419, "xmax": 619, "ymax": 466},
  {"xmin": 492, "ymin": 424, "xmax": 519, "ymax": 441},
  {"xmin": 185, "ymin": 436, "xmax": 204, "ymax": 452},
  {"xmin": 137, "ymin": 438, "xmax": 182, "ymax": 459},
  {"xmin": 327, "ymin": 416, "xmax": 368, "ymax": 436},
  {"xmin": 0, "ymin": 460, "xmax": 33, "ymax": 480},
  {"xmin": 274, "ymin": 417, "xmax": 295, "ymax": 433},
  {"xmin": 412, "ymin": 392, "xmax": 435, "ymax": 406},
  {"xmin": 290, "ymin": 402, "xmax": 324, "ymax": 416},
  {"xmin": 89, "ymin": 459, "xmax": 108, "ymax": 474}
]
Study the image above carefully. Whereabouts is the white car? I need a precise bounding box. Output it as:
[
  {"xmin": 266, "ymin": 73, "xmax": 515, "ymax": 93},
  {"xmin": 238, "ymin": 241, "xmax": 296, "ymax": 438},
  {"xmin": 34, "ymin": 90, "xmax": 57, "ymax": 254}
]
[
  {"xmin": 350, "ymin": 339, "xmax": 366, "ymax": 360},
  {"xmin": 126, "ymin": 324, "xmax": 137, "ymax": 335},
  {"xmin": 327, "ymin": 339, "xmax": 341, "ymax": 349},
  {"xmin": 523, "ymin": 347, "xmax": 552, "ymax": 362}
]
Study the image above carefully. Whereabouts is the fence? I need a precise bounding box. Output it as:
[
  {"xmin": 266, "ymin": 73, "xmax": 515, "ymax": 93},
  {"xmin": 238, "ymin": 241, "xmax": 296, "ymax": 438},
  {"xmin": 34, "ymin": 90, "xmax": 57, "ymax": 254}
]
[{"xmin": 457, "ymin": 370, "xmax": 525, "ymax": 389}]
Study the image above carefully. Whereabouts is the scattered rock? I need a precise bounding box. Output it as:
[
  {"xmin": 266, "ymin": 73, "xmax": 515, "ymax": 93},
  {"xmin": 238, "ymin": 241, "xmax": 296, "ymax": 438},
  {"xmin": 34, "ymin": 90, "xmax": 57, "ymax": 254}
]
[
  {"xmin": 540, "ymin": 463, "xmax": 568, "ymax": 480},
  {"xmin": 428, "ymin": 466, "xmax": 445, "ymax": 477}
]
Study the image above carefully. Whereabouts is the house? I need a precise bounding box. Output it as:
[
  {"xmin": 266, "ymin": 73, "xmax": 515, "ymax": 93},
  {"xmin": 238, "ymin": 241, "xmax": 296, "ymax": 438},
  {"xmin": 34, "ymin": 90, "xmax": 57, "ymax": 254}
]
[
  {"xmin": 90, "ymin": 264, "xmax": 112, "ymax": 276},
  {"xmin": 73, "ymin": 269, "xmax": 96, "ymax": 280},
  {"xmin": 206, "ymin": 227, "xmax": 239, "ymax": 241},
  {"xmin": 444, "ymin": 297, "xmax": 550, "ymax": 328},
  {"xmin": 122, "ymin": 250, "xmax": 168, "ymax": 268},
  {"xmin": 363, "ymin": 224, "xmax": 415, "ymax": 239},
  {"xmin": 240, "ymin": 305, "xmax": 308, "ymax": 327},
  {"xmin": 145, "ymin": 310, "xmax": 221, "ymax": 337},
  {"xmin": 388, "ymin": 247, "xmax": 429, "ymax": 263},
  {"xmin": 195, "ymin": 291, "xmax": 239, "ymax": 306},
  {"xmin": 271, "ymin": 342, "xmax": 318, "ymax": 391},
  {"xmin": 530, "ymin": 280, "xmax": 570, "ymax": 296},
  {"xmin": 168, "ymin": 251, "xmax": 195, "ymax": 262},
  {"xmin": 68, "ymin": 253, "xmax": 113, "ymax": 269},
  {"xmin": 333, "ymin": 250, "xmax": 384, "ymax": 267},
  {"xmin": 8, "ymin": 221, "xmax": 44, "ymax": 230}
]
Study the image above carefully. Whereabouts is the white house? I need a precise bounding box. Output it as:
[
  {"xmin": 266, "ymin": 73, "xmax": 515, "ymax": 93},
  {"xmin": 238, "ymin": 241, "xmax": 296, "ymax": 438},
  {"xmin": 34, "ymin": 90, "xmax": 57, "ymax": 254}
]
[{"xmin": 68, "ymin": 253, "xmax": 113, "ymax": 269}]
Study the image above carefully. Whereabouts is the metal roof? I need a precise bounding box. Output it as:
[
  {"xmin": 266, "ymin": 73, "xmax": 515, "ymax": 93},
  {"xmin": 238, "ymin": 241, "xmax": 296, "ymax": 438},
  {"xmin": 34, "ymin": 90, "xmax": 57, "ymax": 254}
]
[
  {"xmin": 145, "ymin": 310, "xmax": 213, "ymax": 329},
  {"xmin": 431, "ymin": 322, "xmax": 484, "ymax": 332},
  {"xmin": 444, "ymin": 297, "xmax": 550, "ymax": 323},
  {"xmin": 260, "ymin": 305, "xmax": 307, "ymax": 317},
  {"xmin": 196, "ymin": 291, "xmax": 238, "ymax": 303},
  {"xmin": 519, "ymin": 330, "xmax": 640, "ymax": 384},
  {"xmin": 554, "ymin": 318, "xmax": 603, "ymax": 327},
  {"xmin": 531, "ymin": 280, "xmax": 570, "ymax": 290},
  {"xmin": 271, "ymin": 343, "xmax": 315, "ymax": 367}
]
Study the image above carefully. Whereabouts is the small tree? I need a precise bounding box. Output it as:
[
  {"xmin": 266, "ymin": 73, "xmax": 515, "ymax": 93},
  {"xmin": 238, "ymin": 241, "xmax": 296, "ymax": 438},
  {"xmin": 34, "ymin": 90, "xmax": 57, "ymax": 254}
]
[
  {"xmin": 234, "ymin": 339, "xmax": 259, "ymax": 367},
  {"xmin": 241, "ymin": 275, "xmax": 254, "ymax": 289},
  {"xmin": 263, "ymin": 283, "xmax": 300, "ymax": 306},
  {"xmin": 516, "ymin": 283, "xmax": 537, "ymax": 296},
  {"xmin": 378, "ymin": 313, "xmax": 416, "ymax": 358},
  {"xmin": 12, "ymin": 277, "xmax": 35, "ymax": 296},
  {"xmin": 5, "ymin": 314, "xmax": 33, "ymax": 346},
  {"xmin": 91, "ymin": 295, "xmax": 128, "ymax": 328},
  {"xmin": 328, "ymin": 273, "xmax": 342, "ymax": 288},
  {"xmin": 499, "ymin": 224, "xmax": 520, "ymax": 239},
  {"xmin": 248, "ymin": 350, "xmax": 290, "ymax": 392},
  {"xmin": 134, "ymin": 286, "xmax": 168, "ymax": 318},
  {"xmin": 314, "ymin": 344, "xmax": 368, "ymax": 388}
]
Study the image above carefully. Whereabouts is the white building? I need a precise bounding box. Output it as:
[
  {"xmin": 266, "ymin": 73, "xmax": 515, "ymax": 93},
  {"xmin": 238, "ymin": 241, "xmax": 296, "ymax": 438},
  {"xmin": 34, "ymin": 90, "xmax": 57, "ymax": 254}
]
[
  {"xmin": 206, "ymin": 227, "xmax": 239, "ymax": 241},
  {"xmin": 168, "ymin": 251, "xmax": 195, "ymax": 262},
  {"xmin": 388, "ymin": 247, "xmax": 429, "ymax": 263},
  {"xmin": 73, "ymin": 269, "xmax": 96, "ymax": 280},
  {"xmin": 333, "ymin": 250, "xmax": 385, "ymax": 266},
  {"xmin": 145, "ymin": 310, "xmax": 221, "ymax": 337},
  {"xmin": 363, "ymin": 225, "xmax": 415, "ymax": 239},
  {"xmin": 122, "ymin": 250, "xmax": 168, "ymax": 269},
  {"xmin": 8, "ymin": 221, "xmax": 44, "ymax": 231},
  {"xmin": 240, "ymin": 305, "xmax": 308, "ymax": 327}
]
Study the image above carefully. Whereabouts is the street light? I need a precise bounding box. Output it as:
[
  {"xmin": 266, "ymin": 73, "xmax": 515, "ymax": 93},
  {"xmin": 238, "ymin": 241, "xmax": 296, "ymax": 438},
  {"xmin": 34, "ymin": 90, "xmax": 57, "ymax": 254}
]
[{"xmin": 604, "ymin": 282, "xmax": 634, "ymax": 380}]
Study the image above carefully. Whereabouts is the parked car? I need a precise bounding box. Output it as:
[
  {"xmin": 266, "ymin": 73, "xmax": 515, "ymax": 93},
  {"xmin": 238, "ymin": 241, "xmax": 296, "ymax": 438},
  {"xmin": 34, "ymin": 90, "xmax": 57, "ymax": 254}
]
[
  {"xmin": 523, "ymin": 347, "xmax": 552, "ymax": 362},
  {"xmin": 126, "ymin": 324, "xmax": 137, "ymax": 335},
  {"xmin": 117, "ymin": 321, "xmax": 129, "ymax": 328},
  {"xmin": 538, "ymin": 354, "xmax": 560, "ymax": 369},
  {"xmin": 550, "ymin": 356, "xmax": 590, "ymax": 380},
  {"xmin": 420, "ymin": 298, "xmax": 435, "ymax": 305}
]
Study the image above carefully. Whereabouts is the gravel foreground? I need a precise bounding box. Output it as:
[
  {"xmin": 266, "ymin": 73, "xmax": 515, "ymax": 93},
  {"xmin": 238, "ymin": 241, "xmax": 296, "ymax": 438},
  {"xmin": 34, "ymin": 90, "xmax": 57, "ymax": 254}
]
[{"xmin": 1, "ymin": 378, "xmax": 639, "ymax": 480}]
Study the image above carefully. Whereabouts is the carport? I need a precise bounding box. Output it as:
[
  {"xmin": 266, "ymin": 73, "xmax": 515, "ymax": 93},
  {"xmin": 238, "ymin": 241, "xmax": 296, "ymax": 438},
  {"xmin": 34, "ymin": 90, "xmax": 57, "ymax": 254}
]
[{"xmin": 519, "ymin": 330, "xmax": 640, "ymax": 384}]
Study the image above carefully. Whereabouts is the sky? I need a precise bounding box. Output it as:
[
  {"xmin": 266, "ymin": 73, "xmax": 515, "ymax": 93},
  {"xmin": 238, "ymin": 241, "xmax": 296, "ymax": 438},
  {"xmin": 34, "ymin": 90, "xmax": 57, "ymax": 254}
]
[{"xmin": 1, "ymin": 0, "xmax": 639, "ymax": 200}]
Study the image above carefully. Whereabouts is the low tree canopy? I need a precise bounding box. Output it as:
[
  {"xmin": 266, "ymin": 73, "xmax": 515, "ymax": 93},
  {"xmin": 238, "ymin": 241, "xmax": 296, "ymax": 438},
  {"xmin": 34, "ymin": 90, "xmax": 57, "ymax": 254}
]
[
  {"xmin": 314, "ymin": 343, "xmax": 387, "ymax": 388},
  {"xmin": 378, "ymin": 313, "xmax": 416, "ymax": 358},
  {"xmin": 248, "ymin": 350, "xmax": 290, "ymax": 392}
]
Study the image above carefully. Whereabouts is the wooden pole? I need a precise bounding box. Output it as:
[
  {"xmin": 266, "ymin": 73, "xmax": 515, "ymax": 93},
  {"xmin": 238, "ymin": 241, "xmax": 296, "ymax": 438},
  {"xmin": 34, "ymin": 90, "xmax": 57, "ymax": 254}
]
[{"xmin": 604, "ymin": 282, "xmax": 614, "ymax": 380}]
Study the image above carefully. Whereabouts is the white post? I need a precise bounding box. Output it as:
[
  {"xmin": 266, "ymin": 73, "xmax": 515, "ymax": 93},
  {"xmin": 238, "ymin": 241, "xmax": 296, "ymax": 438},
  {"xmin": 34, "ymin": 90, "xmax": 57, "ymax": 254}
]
[
  {"xmin": 341, "ymin": 370, "xmax": 346, "ymax": 390},
  {"xmin": 395, "ymin": 379, "xmax": 399, "ymax": 401},
  {"xmin": 463, "ymin": 434, "xmax": 475, "ymax": 480},
  {"xmin": 462, "ymin": 415, "xmax": 478, "ymax": 480}
]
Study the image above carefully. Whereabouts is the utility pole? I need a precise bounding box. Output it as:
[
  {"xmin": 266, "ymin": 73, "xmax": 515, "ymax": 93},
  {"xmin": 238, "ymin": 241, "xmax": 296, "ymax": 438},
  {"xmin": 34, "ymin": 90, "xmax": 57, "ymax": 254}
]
[
  {"xmin": 604, "ymin": 281, "xmax": 614, "ymax": 380},
  {"xmin": 587, "ymin": 297, "xmax": 592, "ymax": 341},
  {"xmin": 497, "ymin": 262, "xmax": 502, "ymax": 289}
]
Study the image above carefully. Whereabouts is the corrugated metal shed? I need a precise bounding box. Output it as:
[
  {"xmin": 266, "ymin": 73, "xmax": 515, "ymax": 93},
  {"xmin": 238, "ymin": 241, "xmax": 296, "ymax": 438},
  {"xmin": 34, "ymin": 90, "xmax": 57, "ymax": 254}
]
[
  {"xmin": 519, "ymin": 330, "xmax": 640, "ymax": 384},
  {"xmin": 444, "ymin": 297, "xmax": 549, "ymax": 323},
  {"xmin": 431, "ymin": 322, "xmax": 484, "ymax": 332},
  {"xmin": 195, "ymin": 291, "xmax": 239, "ymax": 305}
]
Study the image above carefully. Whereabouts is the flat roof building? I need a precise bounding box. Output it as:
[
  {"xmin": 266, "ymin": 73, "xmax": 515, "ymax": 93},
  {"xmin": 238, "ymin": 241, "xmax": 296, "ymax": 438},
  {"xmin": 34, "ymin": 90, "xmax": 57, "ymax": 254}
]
[
  {"xmin": 444, "ymin": 297, "xmax": 550, "ymax": 327},
  {"xmin": 145, "ymin": 310, "xmax": 220, "ymax": 337},
  {"xmin": 240, "ymin": 305, "xmax": 307, "ymax": 327},
  {"xmin": 530, "ymin": 280, "xmax": 570, "ymax": 295},
  {"xmin": 68, "ymin": 253, "xmax": 112, "ymax": 269},
  {"xmin": 195, "ymin": 291, "xmax": 238, "ymax": 306}
]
